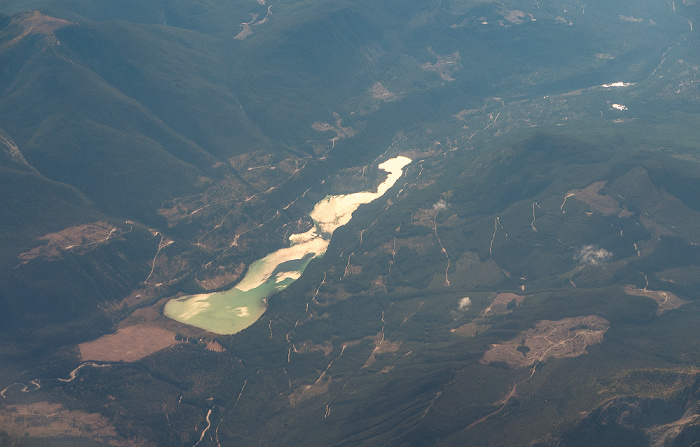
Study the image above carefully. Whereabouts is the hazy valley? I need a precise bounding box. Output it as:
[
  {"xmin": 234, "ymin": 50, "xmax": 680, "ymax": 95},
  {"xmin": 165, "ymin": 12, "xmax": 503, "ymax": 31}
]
[{"xmin": 1, "ymin": 0, "xmax": 700, "ymax": 445}]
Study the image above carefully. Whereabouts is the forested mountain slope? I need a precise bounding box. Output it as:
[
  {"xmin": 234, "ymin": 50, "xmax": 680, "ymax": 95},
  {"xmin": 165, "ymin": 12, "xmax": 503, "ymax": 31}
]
[{"xmin": 1, "ymin": 0, "xmax": 700, "ymax": 445}]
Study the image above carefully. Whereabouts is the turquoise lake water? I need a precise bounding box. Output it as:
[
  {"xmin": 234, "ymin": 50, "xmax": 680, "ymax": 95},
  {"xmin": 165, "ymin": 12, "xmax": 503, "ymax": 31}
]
[{"xmin": 163, "ymin": 156, "xmax": 411, "ymax": 334}]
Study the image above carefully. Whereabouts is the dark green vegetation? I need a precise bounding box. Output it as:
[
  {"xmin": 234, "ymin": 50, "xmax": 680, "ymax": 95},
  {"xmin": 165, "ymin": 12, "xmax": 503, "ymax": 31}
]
[{"xmin": 2, "ymin": 0, "xmax": 700, "ymax": 445}]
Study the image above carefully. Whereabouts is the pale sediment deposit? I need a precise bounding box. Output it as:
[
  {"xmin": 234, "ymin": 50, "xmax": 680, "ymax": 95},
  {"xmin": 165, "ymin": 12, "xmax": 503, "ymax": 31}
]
[{"xmin": 164, "ymin": 156, "xmax": 411, "ymax": 334}]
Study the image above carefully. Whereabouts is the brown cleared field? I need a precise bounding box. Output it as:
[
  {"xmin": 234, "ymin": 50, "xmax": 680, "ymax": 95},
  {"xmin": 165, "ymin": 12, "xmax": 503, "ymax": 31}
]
[
  {"xmin": 657, "ymin": 265, "xmax": 700, "ymax": 286},
  {"xmin": 18, "ymin": 221, "xmax": 119, "ymax": 263},
  {"xmin": 294, "ymin": 339, "xmax": 334, "ymax": 356},
  {"xmin": 568, "ymin": 182, "xmax": 623, "ymax": 216},
  {"xmin": 363, "ymin": 339, "xmax": 402, "ymax": 368},
  {"xmin": 483, "ymin": 292, "xmax": 526, "ymax": 315},
  {"xmin": 196, "ymin": 262, "xmax": 245, "ymax": 291},
  {"xmin": 481, "ymin": 315, "xmax": 610, "ymax": 369},
  {"xmin": 451, "ymin": 321, "xmax": 491, "ymax": 337},
  {"xmin": 0, "ymin": 401, "xmax": 127, "ymax": 446},
  {"xmin": 369, "ymin": 81, "xmax": 396, "ymax": 101},
  {"xmin": 79, "ymin": 325, "xmax": 177, "ymax": 362},
  {"xmin": 624, "ymin": 286, "xmax": 688, "ymax": 315}
]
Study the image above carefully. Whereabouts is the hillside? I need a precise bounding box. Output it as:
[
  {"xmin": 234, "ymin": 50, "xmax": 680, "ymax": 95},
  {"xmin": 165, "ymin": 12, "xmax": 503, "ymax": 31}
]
[{"xmin": 1, "ymin": 0, "xmax": 700, "ymax": 445}]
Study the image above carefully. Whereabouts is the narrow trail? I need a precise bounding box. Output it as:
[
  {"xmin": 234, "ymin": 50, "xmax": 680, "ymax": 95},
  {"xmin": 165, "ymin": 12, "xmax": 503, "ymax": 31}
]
[
  {"xmin": 398, "ymin": 302, "xmax": 424, "ymax": 329},
  {"xmin": 394, "ymin": 162, "xmax": 423, "ymax": 203},
  {"xmin": 366, "ymin": 311, "xmax": 387, "ymax": 363},
  {"xmin": 283, "ymin": 188, "xmax": 310, "ymax": 210},
  {"xmin": 0, "ymin": 381, "xmax": 45, "ymax": 399},
  {"xmin": 395, "ymin": 181, "xmax": 408, "ymax": 198},
  {"xmin": 193, "ymin": 156, "xmax": 308, "ymax": 244},
  {"xmin": 302, "ymin": 345, "xmax": 348, "ymax": 398},
  {"xmin": 251, "ymin": 4, "xmax": 274, "ymax": 28},
  {"xmin": 144, "ymin": 232, "xmax": 174, "ymax": 285},
  {"xmin": 421, "ymin": 391, "xmax": 443, "ymax": 418},
  {"xmin": 22, "ymin": 379, "xmax": 41, "ymax": 393},
  {"xmin": 3, "ymin": 363, "xmax": 112, "ymax": 399},
  {"xmin": 464, "ymin": 331, "xmax": 593, "ymax": 431},
  {"xmin": 215, "ymin": 378, "xmax": 248, "ymax": 447},
  {"xmin": 196, "ymin": 208, "xmax": 236, "ymax": 247},
  {"xmin": 1, "ymin": 383, "xmax": 21, "ymax": 399},
  {"xmin": 668, "ymin": 224, "xmax": 699, "ymax": 246},
  {"xmin": 372, "ymin": 134, "xmax": 406, "ymax": 165},
  {"xmin": 325, "ymin": 302, "xmax": 423, "ymax": 419},
  {"xmin": 229, "ymin": 211, "xmax": 280, "ymax": 250},
  {"xmin": 531, "ymin": 202, "xmax": 540, "ymax": 232},
  {"xmin": 263, "ymin": 160, "xmax": 305, "ymax": 195},
  {"xmin": 420, "ymin": 376, "xmax": 458, "ymax": 420},
  {"xmin": 343, "ymin": 252, "xmax": 355, "ymax": 278},
  {"xmin": 463, "ymin": 110, "xmax": 503, "ymax": 148},
  {"xmin": 650, "ymin": 45, "xmax": 672, "ymax": 78},
  {"xmin": 569, "ymin": 265, "xmax": 584, "ymax": 288},
  {"xmin": 286, "ymin": 273, "xmax": 327, "ymax": 363},
  {"xmin": 649, "ymin": 2, "xmax": 692, "ymax": 80},
  {"xmin": 560, "ymin": 193, "xmax": 574, "ymax": 214},
  {"xmin": 489, "ymin": 217, "xmax": 508, "ymax": 255},
  {"xmin": 246, "ymin": 164, "xmax": 272, "ymax": 171},
  {"xmin": 283, "ymin": 367, "xmax": 292, "ymax": 390},
  {"xmin": 671, "ymin": 1, "xmax": 693, "ymax": 31},
  {"xmin": 433, "ymin": 210, "xmax": 451, "ymax": 287},
  {"xmin": 192, "ymin": 407, "xmax": 213, "ymax": 447},
  {"xmin": 489, "ymin": 217, "xmax": 499, "ymax": 256},
  {"xmin": 234, "ymin": 380, "xmax": 248, "ymax": 408},
  {"xmin": 57, "ymin": 362, "xmax": 112, "ymax": 383},
  {"xmin": 65, "ymin": 227, "xmax": 121, "ymax": 250},
  {"xmin": 387, "ymin": 235, "xmax": 397, "ymax": 275},
  {"xmin": 206, "ymin": 160, "xmax": 311, "ymax": 258},
  {"xmin": 153, "ymin": 160, "xmax": 313, "ymax": 289},
  {"xmin": 482, "ymin": 297, "xmax": 495, "ymax": 317},
  {"xmin": 312, "ymin": 273, "xmax": 327, "ymax": 304},
  {"xmin": 187, "ymin": 204, "xmax": 212, "ymax": 217},
  {"xmin": 485, "ymin": 111, "xmax": 500, "ymax": 130}
]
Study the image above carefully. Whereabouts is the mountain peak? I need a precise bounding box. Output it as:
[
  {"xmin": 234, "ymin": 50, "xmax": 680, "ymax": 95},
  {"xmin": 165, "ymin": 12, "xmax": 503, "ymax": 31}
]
[{"xmin": 3, "ymin": 10, "xmax": 75, "ymax": 48}]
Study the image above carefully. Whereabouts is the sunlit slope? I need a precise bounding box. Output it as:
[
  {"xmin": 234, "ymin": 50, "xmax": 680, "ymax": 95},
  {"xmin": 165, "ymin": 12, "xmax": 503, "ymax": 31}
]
[
  {"xmin": 199, "ymin": 130, "xmax": 700, "ymax": 446},
  {"xmin": 0, "ymin": 0, "xmax": 699, "ymax": 444},
  {"xmin": 2, "ymin": 0, "xmax": 692, "ymax": 224}
]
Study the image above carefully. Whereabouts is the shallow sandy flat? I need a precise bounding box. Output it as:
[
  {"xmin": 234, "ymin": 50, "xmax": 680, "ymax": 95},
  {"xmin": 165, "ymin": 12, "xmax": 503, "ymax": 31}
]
[{"xmin": 79, "ymin": 325, "xmax": 177, "ymax": 362}]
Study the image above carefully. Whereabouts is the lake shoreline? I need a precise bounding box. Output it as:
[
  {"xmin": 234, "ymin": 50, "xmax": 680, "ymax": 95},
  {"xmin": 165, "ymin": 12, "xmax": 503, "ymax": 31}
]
[{"xmin": 163, "ymin": 156, "xmax": 412, "ymax": 335}]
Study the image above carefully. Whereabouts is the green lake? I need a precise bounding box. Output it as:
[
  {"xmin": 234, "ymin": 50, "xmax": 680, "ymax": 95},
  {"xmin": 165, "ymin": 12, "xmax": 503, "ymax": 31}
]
[{"xmin": 163, "ymin": 156, "xmax": 411, "ymax": 334}]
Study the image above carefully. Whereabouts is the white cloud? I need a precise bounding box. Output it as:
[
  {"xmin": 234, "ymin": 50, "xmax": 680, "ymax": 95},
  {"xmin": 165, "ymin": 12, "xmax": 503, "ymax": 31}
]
[
  {"xmin": 433, "ymin": 200, "xmax": 448, "ymax": 211},
  {"xmin": 458, "ymin": 297, "xmax": 471, "ymax": 310},
  {"xmin": 575, "ymin": 245, "xmax": 612, "ymax": 265}
]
